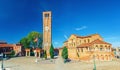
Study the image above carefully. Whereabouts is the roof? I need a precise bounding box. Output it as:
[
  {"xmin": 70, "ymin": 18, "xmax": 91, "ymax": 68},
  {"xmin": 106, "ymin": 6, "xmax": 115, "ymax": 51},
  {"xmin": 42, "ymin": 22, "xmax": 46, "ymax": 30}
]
[
  {"xmin": 0, "ymin": 44, "xmax": 13, "ymax": 47},
  {"xmin": 72, "ymin": 34, "xmax": 100, "ymax": 38},
  {"xmin": 90, "ymin": 39, "xmax": 111, "ymax": 44},
  {"xmin": 77, "ymin": 43, "xmax": 92, "ymax": 48},
  {"xmin": 77, "ymin": 39, "xmax": 111, "ymax": 48}
]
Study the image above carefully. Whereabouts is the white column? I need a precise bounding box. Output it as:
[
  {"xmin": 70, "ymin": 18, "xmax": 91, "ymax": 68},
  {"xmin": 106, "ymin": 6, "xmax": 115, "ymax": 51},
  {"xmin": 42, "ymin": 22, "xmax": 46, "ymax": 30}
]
[
  {"xmin": 39, "ymin": 53, "xmax": 40, "ymax": 58},
  {"xmin": 105, "ymin": 48, "xmax": 106, "ymax": 51},
  {"xmin": 29, "ymin": 51, "xmax": 30, "ymax": 56},
  {"xmin": 110, "ymin": 48, "xmax": 111, "ymax": 52},
  {"xmin": 88, "ymin": 47, "xmax": 89, "ymax": 51},
  {"xmin": 26, "ymin": 51, "xmax": 27, "ymax": 56}
]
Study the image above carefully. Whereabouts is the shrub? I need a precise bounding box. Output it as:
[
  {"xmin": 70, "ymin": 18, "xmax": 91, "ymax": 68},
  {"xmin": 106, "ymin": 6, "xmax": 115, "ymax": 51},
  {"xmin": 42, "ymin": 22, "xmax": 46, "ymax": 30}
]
[
  {"xmin": 30, "ymin": 51, "xmax": 35, "ymax": 56},
  {"xmin": 62, "ymin": 46, "xmax": 68, "ymax": 59},
  {"xmin": 44, "ymin": 50, "xmax": 47, "ymax": 59},
  {"xmin": 49, "ymin": 44, "xmax": 54, "ymax": 59},
  {"xmin": 7, "ymin": 50, "xmax": 15, "ymax": 58}
]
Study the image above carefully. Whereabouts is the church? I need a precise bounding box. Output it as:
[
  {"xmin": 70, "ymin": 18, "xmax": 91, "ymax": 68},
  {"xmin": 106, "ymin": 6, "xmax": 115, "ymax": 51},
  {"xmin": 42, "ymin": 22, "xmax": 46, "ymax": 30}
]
[{"xmin": 59, "ymin": 34, "xmax": 114, "ymax": 61}]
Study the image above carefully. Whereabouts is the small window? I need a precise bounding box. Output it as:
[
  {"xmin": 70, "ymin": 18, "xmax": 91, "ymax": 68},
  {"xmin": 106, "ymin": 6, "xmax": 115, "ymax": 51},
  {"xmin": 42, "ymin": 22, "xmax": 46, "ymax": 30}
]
[
  {"xmin": 74, "ymin": 43, "xmax": 75, "ymax": 46},
  {"xmin": 81, "ymin": 48, "xmax": 83, "ymax": 52},
  {"xmin": 84, "ymin": 40, "xmax": 86, "ymax": 43},
  {"xmin": 78, "ymin": 49, "xmax": 80, "ymax": 52},
  {"xmin": 88, "ymin": 39, "xmax": 90, "ymax": 43},
  {"xmin": 100, "ymin": 45, "xmax": 103, "ymax": 47},
  {"xmin": 105, "ymin": 45, "xmax": 107, "ymax": 47},
  {"xmin": 45, "ymin": 14, "xmax": 49, "ymax": 17},
  {"xmin": 80, "ymin": 40, "xmax": 81, "ymax": 43},
  {"xmin": 100, "ymin": 47, "xmax": 102, "ymax": 51},
  {"xmin": 96, "ymin": 45, "xmax": 98, "ymax": 47}
]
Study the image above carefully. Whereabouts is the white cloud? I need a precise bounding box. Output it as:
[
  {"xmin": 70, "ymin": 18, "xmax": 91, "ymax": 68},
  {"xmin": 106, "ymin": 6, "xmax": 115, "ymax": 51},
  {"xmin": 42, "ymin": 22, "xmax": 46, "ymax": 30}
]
[
  {"xmin": 64, "ymin": 34, "xmax": 68, "ymax": 40},
  {"xmin": 75, "ymin": 26, "xmax": 87, "ymax": 31}
]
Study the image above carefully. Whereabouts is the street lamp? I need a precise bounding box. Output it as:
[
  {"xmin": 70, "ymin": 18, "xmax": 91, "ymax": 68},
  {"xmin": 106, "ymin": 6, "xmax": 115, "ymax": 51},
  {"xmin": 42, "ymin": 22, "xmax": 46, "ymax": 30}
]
[
  {"xmin": 93, "ymin": 55, "xmax": 96, "ymax": 70},
  {"xmin": 1, "ymin": 48, "xmax": 7, "ymax": 70},
  {"xmin": 0, "ymin": 53, "xmax": 4, "ymax": 70}
]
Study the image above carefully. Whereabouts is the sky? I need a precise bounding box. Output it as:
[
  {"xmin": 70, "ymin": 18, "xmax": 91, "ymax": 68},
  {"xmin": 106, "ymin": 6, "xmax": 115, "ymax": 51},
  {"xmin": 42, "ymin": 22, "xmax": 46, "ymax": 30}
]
[{"xmin": 0, "ymin": 0, "xmax": 120, "ymax": 48}]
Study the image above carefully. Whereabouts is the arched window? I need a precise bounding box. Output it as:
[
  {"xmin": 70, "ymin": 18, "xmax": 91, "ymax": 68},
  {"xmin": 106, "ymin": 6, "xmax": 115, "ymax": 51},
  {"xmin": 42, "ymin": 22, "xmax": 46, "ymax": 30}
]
[
  {"xmin": 84, "ymin": 40, "xmax": 86, "ymax": 43},
  {"xmin": 100, "ymin": 47, "xmax": 102, "ymax": 51},
  {"xmin": 96, "ymin": 45, "xmax": 98, "ymax": 47},
  {"xmin": 78, "ymin": 48, "xmax": 80, "ymax": 52},
  {"xmin": 88, "ymin": 39, "xmax": 90, "ymax": 43},
  {"xmin": 80, "ymin": 40, "xmax": 81, "ymax": 43},
  {"xmin": 100, "ymin": 45, "xmax": 103, "ymax": 47},
  {"xmin": 81, "ymin": 48, "xmax": 83, "ymax": 52}
]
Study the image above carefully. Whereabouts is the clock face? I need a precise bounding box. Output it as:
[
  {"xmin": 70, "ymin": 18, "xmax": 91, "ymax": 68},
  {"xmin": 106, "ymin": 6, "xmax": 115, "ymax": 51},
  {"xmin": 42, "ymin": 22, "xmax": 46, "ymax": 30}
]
[{"xmin": 45, "ymin": 26, "xmax": 49, "ymax": 31}]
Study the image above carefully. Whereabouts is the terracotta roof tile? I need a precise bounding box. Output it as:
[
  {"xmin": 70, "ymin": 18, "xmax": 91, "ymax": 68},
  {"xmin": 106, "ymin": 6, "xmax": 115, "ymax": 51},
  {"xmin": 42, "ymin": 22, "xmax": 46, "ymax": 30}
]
[
  {"xmin": 77, "ymin": 39, "xmax": 111, "ymax": 48},
  {"xmin": 90, "ymin": 39, "xmax": 111, "ymax": 45},
  {"xmin": 0, "ymin": 44, "xmax": 13, "ymax": 47}
]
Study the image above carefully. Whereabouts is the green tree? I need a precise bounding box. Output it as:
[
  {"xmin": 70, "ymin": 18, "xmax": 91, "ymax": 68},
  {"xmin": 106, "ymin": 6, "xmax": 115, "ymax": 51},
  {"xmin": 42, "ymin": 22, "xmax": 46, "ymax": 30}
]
[
  {"xmin": 19, "ymin": 31, "xmax": 43, "ymax": 49},
  {"xmin": 20, "ymin": 37, "xmax": 30, "ymax": 49},
  {"xmin": 49, "ymin": 44, "xmax": 54, "ymax": 59},
  {"xmin": 27, "ymin": 31, "xmax": 42, "ymax": 48},
  {"xmin": 62, "ymin": 46, "xmax": 68, "ymax": 59},
  {"xmin": 8, "ymin": 50, "xmax": 15, "ymax": 57},
  {"xmin": 11, "ymin": 50, "xmax": 15, "ymax": 55},
  {"xmin": 44, "ymin": 50, "xmax": 47, "ymax": 59}
]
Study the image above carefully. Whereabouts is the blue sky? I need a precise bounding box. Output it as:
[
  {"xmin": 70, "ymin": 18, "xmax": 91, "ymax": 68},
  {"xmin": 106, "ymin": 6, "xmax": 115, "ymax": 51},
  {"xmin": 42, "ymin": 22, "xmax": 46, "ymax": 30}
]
[{"xmin": 0, "ymin": 0, "xmax": 120, "ymax": 47}]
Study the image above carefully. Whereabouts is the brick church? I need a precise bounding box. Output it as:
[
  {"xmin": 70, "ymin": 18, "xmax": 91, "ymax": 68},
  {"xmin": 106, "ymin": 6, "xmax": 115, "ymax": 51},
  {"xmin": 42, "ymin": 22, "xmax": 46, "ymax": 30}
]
[{"xmin": 59, "ymin": 34, "xmax": 114, "ymax": 61}]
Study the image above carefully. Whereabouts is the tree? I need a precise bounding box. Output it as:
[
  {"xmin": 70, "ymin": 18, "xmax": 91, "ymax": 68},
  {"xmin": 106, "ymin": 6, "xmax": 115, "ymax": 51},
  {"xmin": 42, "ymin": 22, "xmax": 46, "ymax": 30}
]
[
  {"xmin": 11, "ymin": 50, "xmax": 15, "ymax": 56},
  {"xmin": 49, "ymin": 44, "xmax": 54, "ymax": 59},
  {"xmin": 44, "ymin": 50, "xmax": 47, "ymax": 59},
  {"xmin": 19, "ymin": 31, "xmax": 43, "ymax": 49},
  {"xmin": 62, "ymin": 46, "xmax": 68, "ymax": 59},
  {"xmin": 8, "ymin": 50, "xmax": 15, "ymax": 57},
  {"xmin": 20, "ymin": 37, "xmax": 30, "ymax": 49},
  {"xmin": 27, "ymin": 31, "xmax": 43, "ymax": 48}
]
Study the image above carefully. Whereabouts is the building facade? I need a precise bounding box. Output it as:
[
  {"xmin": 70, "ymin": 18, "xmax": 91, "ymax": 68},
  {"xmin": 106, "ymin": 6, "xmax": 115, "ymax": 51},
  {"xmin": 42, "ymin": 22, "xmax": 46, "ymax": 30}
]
[
  {"xmin": 43, "ymin": 11, "xmax": 52, "ymax": 57},
  {"xmin": 0, "ymin": 41, "xmax": 21, "ymax": 55},
  {"xmin": 61, "ymin": 34, "xmax": 114, "ymax": 61}
]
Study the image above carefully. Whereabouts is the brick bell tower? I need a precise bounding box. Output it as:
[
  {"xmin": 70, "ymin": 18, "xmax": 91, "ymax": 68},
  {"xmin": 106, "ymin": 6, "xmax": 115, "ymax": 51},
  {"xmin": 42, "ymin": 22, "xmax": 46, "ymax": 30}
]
[{"xmin": 43, "ymin": 11, "xmax": 52, "ymax": 57}]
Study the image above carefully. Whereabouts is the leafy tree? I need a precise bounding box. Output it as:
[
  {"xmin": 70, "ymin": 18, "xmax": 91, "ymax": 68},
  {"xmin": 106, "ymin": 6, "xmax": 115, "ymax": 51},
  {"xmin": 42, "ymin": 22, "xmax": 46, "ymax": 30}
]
[
  {"xmin": 62, "ymin": 46, "xmax": 68, "ymax": 59},
  {"xmin": 19, "ymin": 31, "xmax": 43, "ymax": 49},
  {"xmin": 44, "ymin": 50, "xmax": 47, "ymax": 59},
  {"xmin": 49, "ymin": 44, "xmax": 54, "ymax": 59},
  {"xmin": 27, "ymin": 31, "xmax": 43, "ymax": 48},
  {"xmin": 20, "ymin": 37, "xmax": 30, "ymax": 49}
]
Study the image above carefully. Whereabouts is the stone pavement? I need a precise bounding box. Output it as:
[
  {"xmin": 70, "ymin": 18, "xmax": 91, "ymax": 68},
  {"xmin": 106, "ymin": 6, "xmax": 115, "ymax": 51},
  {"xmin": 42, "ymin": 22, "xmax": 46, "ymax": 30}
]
[
  {"xmin": 0, "ymin": 57, "xmax": 120, "ymax": 70},
  {"xmin": 55, "ymin": 56, "xmax": 65, "ymax": 70}
]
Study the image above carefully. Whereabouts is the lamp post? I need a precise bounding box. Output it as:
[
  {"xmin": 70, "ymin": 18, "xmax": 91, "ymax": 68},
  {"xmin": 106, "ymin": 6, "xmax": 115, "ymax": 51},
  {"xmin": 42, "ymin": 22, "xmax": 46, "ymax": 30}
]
[
  {"xmin": 93, "ymin": 55, "xmax": 96, "ymax": 70},
  {"xmin": 1, "ymin": 48, "xmax": 7, "ymax": 70},
  {"xmin": 1, "ymin": 53, "xmax": 4, "ymax": 70}
]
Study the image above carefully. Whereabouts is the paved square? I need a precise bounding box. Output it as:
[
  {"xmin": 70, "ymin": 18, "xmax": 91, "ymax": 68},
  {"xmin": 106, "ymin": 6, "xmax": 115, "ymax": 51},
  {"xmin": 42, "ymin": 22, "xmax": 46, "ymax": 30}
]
[{"xmin": 1, "ymin": 57, "xmax": 120, "ymax": 70}]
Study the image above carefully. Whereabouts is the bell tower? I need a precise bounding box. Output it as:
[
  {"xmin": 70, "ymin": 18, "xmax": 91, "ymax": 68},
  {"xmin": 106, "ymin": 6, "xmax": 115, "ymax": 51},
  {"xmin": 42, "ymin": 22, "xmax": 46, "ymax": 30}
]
[{"xmin": 43, "ymin": 11, "xmax": 52, "ymax": 57}]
